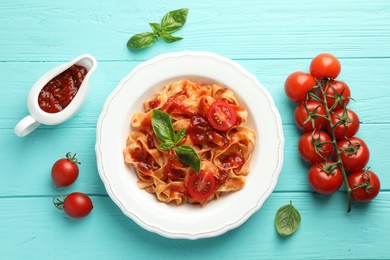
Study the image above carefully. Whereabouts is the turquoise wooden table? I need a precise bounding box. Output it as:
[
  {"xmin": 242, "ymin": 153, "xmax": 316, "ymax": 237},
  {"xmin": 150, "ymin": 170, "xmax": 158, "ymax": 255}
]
[{"xmin": 1, "ymin": 1, "xmax": 390, "ymax": 259}]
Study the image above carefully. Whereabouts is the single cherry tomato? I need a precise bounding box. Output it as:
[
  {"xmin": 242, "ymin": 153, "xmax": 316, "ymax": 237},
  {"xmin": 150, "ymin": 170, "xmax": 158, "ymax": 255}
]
[
  {"xmin": 298, "ymin": 130, "xmax": 333, "ymax": 164},
  {"xmin": 187, "ymin": 170, "xmax": 216, "ymax": 201},
  {"xmin": 327, "ymin": 108, "xmax": 360, "ymax": 140},
  {"xmin": 54, "ymin": 192, "xmax": 93, "ymax": 218},
  {"xmin": 348, "ymin": 170, "xmax": 380, "ymax": 202},
  {"xmin": 207, "ymin": 102, "xmax": 237, "ymax": 131},
  {"xmin": 51, "ymin": 152, "xmax": 80, "ymax": 187},
  {"xmin": 310, "ymin": 53, "xmax": 341, "ymax": 79},
  {"xmin": 294, "ymin": 100, "xmax": 327, "ymax": 132},
  {"xmin": 337, "ymin": 137, "xmax": 370, "ymax": 172},
  {"xmin": 284, "ymin": 72, "xmax": 317, "ymax": 102},
  {"xmin": 308, "ymin": 160, "xmax": 343, "ymax": 194},
  {"xmin": 319, "ymin": 80, "xmax": 351, "ymax": 110}
]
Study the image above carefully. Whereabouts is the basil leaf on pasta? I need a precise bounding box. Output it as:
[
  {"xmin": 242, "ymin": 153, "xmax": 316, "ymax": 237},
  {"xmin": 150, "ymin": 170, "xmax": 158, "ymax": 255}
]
[
  {"xmin": 174, "ymin": 146, "xmax": 200, "ymax": 174},
  {"xmin": 152, "ymin": 109, "xmax": 175, "ymax": 143},
  {"xmin": 174, "ymin": 128, "xmax": 186, "ymax": 144},
  {"xmin": 159, "ymin": 141, "xmax": 176, "ymax": 151}
]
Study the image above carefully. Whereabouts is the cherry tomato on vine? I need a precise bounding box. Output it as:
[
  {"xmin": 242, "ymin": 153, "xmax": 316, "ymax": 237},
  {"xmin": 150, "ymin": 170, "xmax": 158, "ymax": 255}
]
[
  {"xmin": 187, "ymin": 170, "xmax": 216, "ymax": 201},
  {"xmin": 54, "ymin": 192, "xmax": 93, "ymax": 218},
  {"xmin": 308, "ymin": 160, "xmax": 343, "ymax": 194},
  {"xmin": 327, "ymin": 108, "xmax": 360, "ymax": 140},
  {"xmin": 310, "ymin": 53, "xmax": 341, "ymax": 79},
  {"xmin": 298, "ymin": 130, "xmax": 333, "ymax": 164},
  {"xmin": 348, "ymin": 170, "xmax": 380, "ymax": 202},
  {"xmin": 51, "ymin": 152, "xmax": 80, "ymax": 187},
  {"xmin": 337, "ymin": 137, "xmax": 370, "ymax": 172},
  {"xmin": 319, "ymin": 80, "xmax": 351, "ymax": 110},
  {"xmin": 284, "ymin": 71, "xmax": 317, "ymax": 102},
  {"xmin": 207, "ymin": 102, "xmax": 237, "ymax": 131},
  {"xmin": 294, "ymin": 100, "xmax": 327, "ymax": 132}
]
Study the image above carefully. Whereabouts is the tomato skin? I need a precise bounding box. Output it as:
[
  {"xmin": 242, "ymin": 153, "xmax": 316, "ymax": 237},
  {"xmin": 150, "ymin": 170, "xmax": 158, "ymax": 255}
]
[
  {"xmin": 51, "ymin": 154, "xmax": 79, "ymax": 187},
  {"xmin": 327, "ymin": 109, "xmax": 360, "ymax": 140},
  {"xmin": 310, "ymin": 53, "xmax": 341, "ymax": 79},
  {"xmin": 320, "ymin": 80, "xmax": 351, "ymax": 110},
  {"xmin": 308, "ymin": 161, "xmax": 343, "ymax": 194},
  {"xmin": 337, "ymin": 137, "xmax": 370, "ymax": 172},
  {"xmin": 348, "ymin": 170, "xmax": 380, "ymax": 202},
  {"xmin": 284, "ymin": 72, "xmax": 317, "ymax": 102},
  {"xmin": 294, "ymin": 101, "xmax": 327, "ymax": 132},
  {"xmin": 207, "ymin": 102, "xmax": 237, "ymax": 131},
  {"xmin": 187, "ymin": 170, "xmax": 216, "ymax": 201},
  {"xmin": 63, "ymin": 192, "xmax": 93, "ymax": 218},
  {"xmin": 298, "ymin": 130, "xmax": 333, "ymax": 164}
]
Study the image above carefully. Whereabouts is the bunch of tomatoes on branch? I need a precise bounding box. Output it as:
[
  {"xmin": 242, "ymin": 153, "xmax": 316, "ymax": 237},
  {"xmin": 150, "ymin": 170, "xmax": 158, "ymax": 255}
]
[{"xmin": 284, "ymin": 53, "xmax": 380, "ymax": 212}]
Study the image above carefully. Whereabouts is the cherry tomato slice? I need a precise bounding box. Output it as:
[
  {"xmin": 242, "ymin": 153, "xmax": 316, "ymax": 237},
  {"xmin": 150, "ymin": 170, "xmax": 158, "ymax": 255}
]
[
  {"xmin": 207, "ymin": 102, "xmax": 237, "ymax": 131},
  {"xmin": 187, "ymin": 170, "xmax": 216, "ymax": 201}
]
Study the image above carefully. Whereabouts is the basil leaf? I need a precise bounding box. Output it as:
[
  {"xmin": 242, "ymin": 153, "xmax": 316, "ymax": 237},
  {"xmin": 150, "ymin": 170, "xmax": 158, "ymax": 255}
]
[
  {"xmin": 127, "ymin": 32, "xmax": 158, "ymax": 50},
  {"xmin": 159, "ymin": 141, "xmax": 176, "ymax": 151},
  {"xmin": 161, "ymin": 8, "xmax": 189, "ymax": 34},
  {"xmin": 174, "ymin": 146, "xmax": 200, "ymax": 173},
  {"xmin": 152, "ymin": 110, "xmax": 175, "ymax": 143},
  {"xmin": 174, "ymin": 128, "xmax": 186, "ymax": 144},
  {"xmin": 275, "ymin": 201, "xmax": 301, "ymax": 237},
  {"xmin": 149, "ymin": 23, "xmax": 162, "ymax": 34},
  {"xmin": 160, "ymin": 32, "xmax": 183, "ymax": 43}
]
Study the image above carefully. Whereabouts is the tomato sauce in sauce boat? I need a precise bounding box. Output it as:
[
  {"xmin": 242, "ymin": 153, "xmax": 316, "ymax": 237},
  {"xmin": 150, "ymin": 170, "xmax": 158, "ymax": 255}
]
[{"xmin": 14, "ymin": 54, "xmax": 97, "ymax": 137}]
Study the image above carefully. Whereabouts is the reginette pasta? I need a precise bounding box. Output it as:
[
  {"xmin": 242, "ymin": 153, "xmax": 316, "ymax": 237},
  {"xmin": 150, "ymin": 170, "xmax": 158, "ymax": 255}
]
[{"xmin": 123, "ymin": 80, "xmax": 255, "ymax": 206}]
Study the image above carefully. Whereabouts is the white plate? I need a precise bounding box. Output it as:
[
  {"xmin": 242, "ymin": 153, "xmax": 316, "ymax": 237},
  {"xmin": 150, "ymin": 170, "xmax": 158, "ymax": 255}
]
[{"xmin": 95, "ymin": 51, "xmax": 284, "ymax": 239}]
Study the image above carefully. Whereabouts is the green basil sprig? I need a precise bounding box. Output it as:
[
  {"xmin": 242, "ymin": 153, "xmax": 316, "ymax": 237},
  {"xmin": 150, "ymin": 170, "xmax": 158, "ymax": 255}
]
[
  {"xmin": 275, "ymin": 201, "xmax": 301, "ymax": 237},
  {"xmin": 127, "ymin": 8, "xmax": 189, "ymax": 50},
  {"xmin": 151, "ymin": 109, "xmax": 200, "ymax": 173}
]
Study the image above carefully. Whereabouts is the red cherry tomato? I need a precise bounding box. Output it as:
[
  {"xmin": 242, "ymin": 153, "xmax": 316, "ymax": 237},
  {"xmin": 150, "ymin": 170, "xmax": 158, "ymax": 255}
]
[
  {"xmin": 51, "ymin": 153, "xmax": 80, "ymax": 187},
  {"xmin": 337, "ymin": 137, "xmax": 370, "ymax": 172},
  {"xmin": 284, "ymin": 72, "xmax": 317, "ymax": 102},
  {"xmin": 310, "ymin": 53, "xmax": 341, "ymax": 79},
  {"xmin": 327, "ymin": 109, "xmax": 360, "ymax": 140},
  {"xmin": 187, "ymin": 170, "xmax": 216, "ymax": 201},
  {"xmin": 63, "ymin": 192, "xmax": 93, "ymax": 218},
  {"xmin": 308, "ymin": 161, "xmax": 343, "ymax": 194},
  {"xmin": 348, "ymin": 170, "xmax": 380, "ymax": 202},
  {"xmin": 319, "ymin": 80, "xmax": 351, "ymax": 110},
  {"xmin": 298, "ymin": 130, "xmax": 333, "ymax": 164},
  {"xmin": 294, "ymin": 100, "xmax": 327, "ymax": 132},
  {"xmin": 207, "ymin": 102, "xmax": 237, "ymax": 131}
]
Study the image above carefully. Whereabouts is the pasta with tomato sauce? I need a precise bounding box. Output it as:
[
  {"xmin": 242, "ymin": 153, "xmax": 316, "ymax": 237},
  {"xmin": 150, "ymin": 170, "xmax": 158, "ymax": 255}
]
[{"xmin": 123, "ymin": 80, "xmax": 256, "ymax": 206}]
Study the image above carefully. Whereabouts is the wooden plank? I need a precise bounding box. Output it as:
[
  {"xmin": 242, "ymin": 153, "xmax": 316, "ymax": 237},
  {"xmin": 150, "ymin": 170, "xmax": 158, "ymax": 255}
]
[
  {"xmin": 2, "ymin": 124, "xmax": 389, "ymax": 196},
  {"xmin": 3, "ymin": 58, "xmax": 390, "ymax": 130},
  {"xmin": 0, "ymin": 192, "xmax": 389, "ymax": 259},
  {"xmin": 0, "ymin": 0, "xmax": 389, "ymax": 61}
]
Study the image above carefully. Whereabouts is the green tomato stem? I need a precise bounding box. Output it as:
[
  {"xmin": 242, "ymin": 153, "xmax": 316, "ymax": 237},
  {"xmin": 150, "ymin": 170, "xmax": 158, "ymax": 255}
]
[{"xmin": 319, "ymin": 80, "xmax": 352, "ymax": 212}]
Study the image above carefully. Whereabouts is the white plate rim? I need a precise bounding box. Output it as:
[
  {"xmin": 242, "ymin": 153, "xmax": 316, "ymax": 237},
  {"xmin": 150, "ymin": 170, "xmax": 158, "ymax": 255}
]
[{"xmin": 95, "ymin": 51, "xmax": 284, "ymax": 239}]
